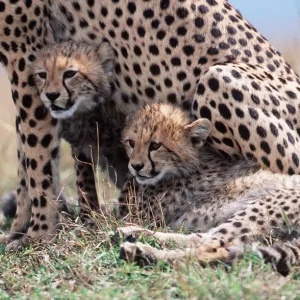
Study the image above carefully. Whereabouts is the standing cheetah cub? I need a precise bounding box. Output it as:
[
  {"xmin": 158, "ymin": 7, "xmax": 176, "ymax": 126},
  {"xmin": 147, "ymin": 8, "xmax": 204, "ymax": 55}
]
[
  {"xmin": 119, "ymin": 104, "xmax": 300, "ymax": 275},
  {"xmin": 31, "ymin": 42, "xmax": 128, "ymax": 213}
]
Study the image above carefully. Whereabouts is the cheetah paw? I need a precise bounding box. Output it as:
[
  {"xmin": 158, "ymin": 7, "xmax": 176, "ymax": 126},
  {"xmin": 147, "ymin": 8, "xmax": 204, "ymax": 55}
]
[
  {"xmin": 116, "ymin": 225, "xmax": 153, "ymax": 243},
  {"xmin": 5, "ymin": 236, "xmax": 30, "ymax": 252},
  {"xmin": 119, "ymin": 242, "xmax": 158, "ymax": 266}
]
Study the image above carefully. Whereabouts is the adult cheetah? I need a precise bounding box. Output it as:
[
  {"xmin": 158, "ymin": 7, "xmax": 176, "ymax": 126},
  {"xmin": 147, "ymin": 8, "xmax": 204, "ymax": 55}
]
[
  {"xmin": 0, "ymin": 0, "xmax": 300, "ymax": 248},
  {"xmin": 118, "ymin": 103, "xmax": 300, "ymax": 275}
]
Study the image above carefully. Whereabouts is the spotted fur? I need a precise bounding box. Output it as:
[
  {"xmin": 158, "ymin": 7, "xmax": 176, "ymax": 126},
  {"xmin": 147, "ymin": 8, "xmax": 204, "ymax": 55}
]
[
  {"xmin": 119, "ymin": 104, "xmax": 300, "ymax": 275},
  {"xmin": 0, "ymin": 0, "xmax": 300, "ymax": 248}
]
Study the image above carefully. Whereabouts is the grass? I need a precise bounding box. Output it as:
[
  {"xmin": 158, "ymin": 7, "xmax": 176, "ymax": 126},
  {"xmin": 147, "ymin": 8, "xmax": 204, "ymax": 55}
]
[
  {"xmin": 0, "ymin": 225, "xmax": 300, "ymax": 299},
  {"xmin": 1, "ymin": 42, "xmax": 300, "ymax": 299}
]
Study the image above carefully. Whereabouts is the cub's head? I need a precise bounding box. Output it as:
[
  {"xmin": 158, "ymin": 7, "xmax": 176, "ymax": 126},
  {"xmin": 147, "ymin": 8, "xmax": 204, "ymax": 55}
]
[
  {"xmin": 123, "ymin": 104, "xmax": 212, "ymax": 185},
  {"xmin": 31, "ymin": 41, "xmax": 115, "ymax": 119}
]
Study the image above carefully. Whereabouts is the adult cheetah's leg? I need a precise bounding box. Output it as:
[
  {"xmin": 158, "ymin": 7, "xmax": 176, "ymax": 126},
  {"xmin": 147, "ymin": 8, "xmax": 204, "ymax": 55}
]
[
  {"xmin": 0, "ymin": 2, "xmax": 65, "ymax": 247},
  {"xmin": 8, "ymin": 83, "xmax": 64, "ymax": 247},
  {"xmin": 8, "ymin": 135, "xmax": 31, "ymax": 240},
  {"xmin": 192, "ymin": 63, "xmax": 300, "ymax": 174}
]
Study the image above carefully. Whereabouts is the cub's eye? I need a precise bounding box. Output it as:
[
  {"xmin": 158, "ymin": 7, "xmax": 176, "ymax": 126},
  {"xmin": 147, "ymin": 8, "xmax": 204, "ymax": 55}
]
[
  {"xmin": 37, "ymin": 72, "xmax": 47, "ymax": 79},
  {"xmin": 149, "ymin": 142, "xmax": 162, "ymax": 151},
  {"xmin": 127, "ymin": 139, "xmax": 135, "ymax": 148},
  {"xmin": 64, "ymin": 70, "xmax": 77, "ymax": 79}
]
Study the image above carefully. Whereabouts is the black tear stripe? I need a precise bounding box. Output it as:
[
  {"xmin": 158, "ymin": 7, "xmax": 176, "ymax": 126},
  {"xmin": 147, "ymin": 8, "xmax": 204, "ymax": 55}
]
[
  {"xmin": 62, "ymin": 78, "xmax": 72, "ymax": 99},
  {"xmin": 148, "ymin": 146, "xmax": 157, "ymax": 176}
]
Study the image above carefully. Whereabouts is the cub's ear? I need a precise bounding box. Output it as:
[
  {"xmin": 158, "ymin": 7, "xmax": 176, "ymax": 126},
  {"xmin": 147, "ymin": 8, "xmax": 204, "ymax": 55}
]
[
  {"xmin": 96, "ymin": 41, "xmax": 115, "ymax": 75},
  {"xmin": 184, "ymin": 118, "xmax": 212, "ymax": 146}
]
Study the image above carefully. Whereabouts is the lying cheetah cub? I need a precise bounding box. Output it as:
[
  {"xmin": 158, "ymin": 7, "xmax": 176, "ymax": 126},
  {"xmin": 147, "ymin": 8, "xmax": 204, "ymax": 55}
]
[{"xmin": 119, "ymin": 104, "xmax": 300, "ymax": 275}]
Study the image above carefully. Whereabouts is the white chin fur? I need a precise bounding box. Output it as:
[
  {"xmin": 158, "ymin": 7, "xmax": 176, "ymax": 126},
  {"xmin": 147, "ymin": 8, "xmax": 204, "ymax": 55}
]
[
  {"xmin": 50, "ymin": 101, "xmax": 80, "ymax": 119},
  {"xmin": 135, "ymin": 172, "xmax": 165, "ymax": 185}
]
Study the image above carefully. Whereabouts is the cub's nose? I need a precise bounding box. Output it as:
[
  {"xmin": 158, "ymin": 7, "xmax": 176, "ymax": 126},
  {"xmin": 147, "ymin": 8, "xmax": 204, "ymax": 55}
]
[
  {"xmin": 131, "ymin": 163, "xmax": 144, "ymax": 172},
  {"xmin": 46, "ymin": 92, "xmax": 60, "ymax": 102}
]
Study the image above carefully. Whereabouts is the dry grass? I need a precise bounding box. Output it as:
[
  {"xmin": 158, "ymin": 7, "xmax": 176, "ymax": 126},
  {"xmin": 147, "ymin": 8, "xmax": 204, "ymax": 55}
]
[{"xmin": 0, "ymin": 40, "xmax": 300, "ymax": 298}]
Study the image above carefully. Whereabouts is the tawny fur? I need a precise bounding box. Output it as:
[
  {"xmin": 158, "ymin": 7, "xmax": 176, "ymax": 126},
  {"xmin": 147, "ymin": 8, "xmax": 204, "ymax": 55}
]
[{"xmin": 119, "ymin": 104, "xmax": 300, "ymax": 275}]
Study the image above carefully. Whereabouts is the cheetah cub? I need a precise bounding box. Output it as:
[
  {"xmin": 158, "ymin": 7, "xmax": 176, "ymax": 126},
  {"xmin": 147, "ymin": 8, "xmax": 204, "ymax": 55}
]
[
  {"xmin": 32, "ymin": 41, "xmax": 115, "ymax": 119},
  {"xmin": 119, "ymin": 104, "xmax": 300, "ymax": 275},
  {"xmin": 30, "ymin": 42, "xmax": 128, "ymax": 212}
]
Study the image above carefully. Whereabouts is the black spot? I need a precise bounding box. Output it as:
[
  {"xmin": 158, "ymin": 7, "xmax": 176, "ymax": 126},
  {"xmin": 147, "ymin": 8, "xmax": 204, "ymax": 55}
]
[
  {"xmin": 277, "ymin": 144, "xmax": 285, "ymax": 157},
  {"xmin": 215, "ymin": 121, "xmax": 227, "ymax": 134},
  {"xmin": 276, "ymin": 159, "xmax": 283, "ymax": 171},
  {"xmin": 195, "ymin": 17, "xmax": 204, "ymax": 28},
  {"xmin": 121, "ymin": 47, "xmax": 128, "ymax": 58},
  {"xmin": 177, "ymin": 71, "xmax": 187, "ymax": 81},
  {"xmin": 42, "ymin": 179, "xmax": 50, "ymax": 190},
  {"xmin": 164, "ymin": 78, "xmax": 172, "ymax": 87},
  {"xmin": 223, "ymin": 138, "xmax": 234, "ymax": 147},
  {"xmin": 160, "ymin": 0, "xmax": 170, "ymax": 9},
  {"xmin": 260, "ymin": 141, "xmax": 271, "ymax": 154},
  {"xmin": 79, "ymin": 19, "xmax": 89, "ymax": 28},
  {"xmin": 32, "ymin": 198, "xmax": 39, "ymax": 207},
  {"xmin": 18, "ymin": 58, "xmax": 26, "ymax": 72},
  {"xmin": 270, "ymin": 123, "xmax": 279, "ymax": 137},
  {"xmin": 231, "ymin": 89, "xmax": 243, "ymax": 102},
  {"xmin": 211, "ymin": 28, "xmax": 221, "ymax": 38},
  {"xmin": 171, "ymin": 57, "xmax": 181, "ymax": 66},
  {"xmin": 32, "ymin": 224, "xmax": 39, "ymax": 231},
  {"xmin": 288, "ymin": 133, "xmax": 295, "ymax": 145},
  {"xmin": 145, "ymin": 87, "xmax": 155, "ymax": 98},
  {"xmin": 292, "ymin": 153, "xmax": 299, "ymax": 167},
  {"xmin": 235, "ymin": 108, "xmax": 244, "ymax": 118},
  {"xmin": 219, "ymin": 104, "xmax": 232, "ymax": 120},
  {"xmin": 176, "ymin": 7, "xmax": 188, "ymax": 18},
  {"xmin": 165, "ymin": 15, "xmax": 174, "ymax": 25},
  {"xmin": 157, "ymin": 30, "xmax": 166, "ymax": 40},
  {"xmin": 27, "ymin": 134, "xmax": 38, "ymax": 147},
  {"xmin": 30, "ymin": 177, "xmax": 36, "ymax": 188},
  {"xmin": 262, "ymin": 156, "xmax": 270, "ymax": 167},
  {"xmin": 200, "ymin": 106, "xmax": 212, "ymax": 121},
  {"xmin": 208, "ymin": 78, "xmax": 219, "ymax": 92},
  {"xmin": 22, "ymin": 94, "xmax": 32, "ymax": 108},
  {"xmin": 121, "ymin": 30, "xmax": 129, "ymax": 40},
  {"xmin": 256, "ymin": 126, "xmax": 267, "ymax": 138},
  {"xmin": 41, "ymin": 224, "xmax": 48, "ymax": 231},
  {"xmin": 137, "ymin": 26, "xmax": 145, "ymax": 37},
  {"xmin": 238, "ymin": 124, "xmax": 250, "ymax": 141},
  {"xmin": 0, "ymin": 2, "xmax": 5, "ymax": 12},
  {"xmin": 233, "ymin": 222, "xmax": 242, "ymax": 228},
  {"xmin": 149, "ymin": 44, "xmax": 159, "ymax": 55},
  {"xmin": 134, "ymin": 45, "xmax": 142, "ymax": 56},
  {"xmin": 34, "ymin": 105, "xmax": 48, "ymax": 120},
  {"xmin": 51, "ymin": 147, "xmax": 59, "ymax": 159},
  {"xmin": 177, "ymin": 26, "xmax": 187, "ymax": 36},
  {"xmin": 43, "ymin": 161, "xmax": 52, "ymax": 177},
  {"xmin": 198, "ymin": 57, "xmax": 208, "ymax": 65},
  {"xmin": 183, "ymin": 45, "xmax": 195, "ymax": 56},
  {"xmin": 20, "ymin": 108, "xmax": 27, "ymax": 121},
  {"xmin": 248, "ymin": 108, "xmax": 259, "ymax": 120},
  {"xmin": 167, "ymin": 38, "xmax": 178, "ymax": 49},
  {"xmin": 286, "ymin": 104, "xmax": 296, "ymax": 114},
  {"xmin": 286, "ymin": 90, "xmax": 297, "ymax": 99},
  {"xmin": 31, "ymin": 159, "xmax": 37, "ymax": 170},
  {"xmin": 41, "ymin": 134, "xmax": 52, "ymax": 148},
  {"xmin": 133, "ymin": 63, "xmax": 142, "ymax": 75},
  {"xmin": 150, "ymin": 64, "xmax": 160, "ymax": 76},
  {"xmin": 167, "ymin": 93, "xmax": 177, "ymax": 104},
  {"xmin": 143, "ymin": 8, "xmax": 154, "ymax": 19}
]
